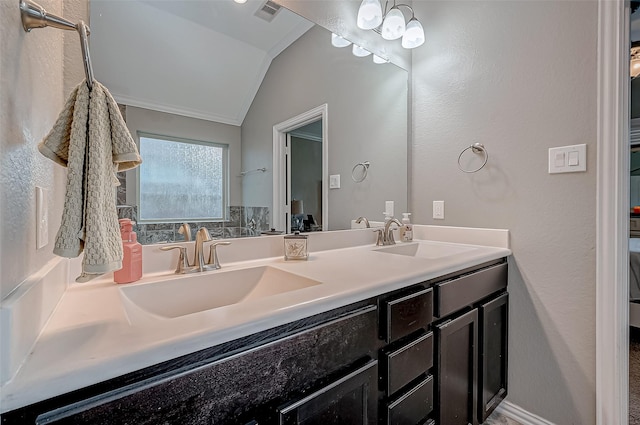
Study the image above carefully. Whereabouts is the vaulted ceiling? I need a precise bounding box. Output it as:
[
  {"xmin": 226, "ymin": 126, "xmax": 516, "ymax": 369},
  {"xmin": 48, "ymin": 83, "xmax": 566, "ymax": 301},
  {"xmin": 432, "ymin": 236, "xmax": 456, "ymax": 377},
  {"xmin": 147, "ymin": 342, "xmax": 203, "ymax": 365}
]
[{"xmin": 90, "ymin": 0, "xmax": 313, "ymax": 125}]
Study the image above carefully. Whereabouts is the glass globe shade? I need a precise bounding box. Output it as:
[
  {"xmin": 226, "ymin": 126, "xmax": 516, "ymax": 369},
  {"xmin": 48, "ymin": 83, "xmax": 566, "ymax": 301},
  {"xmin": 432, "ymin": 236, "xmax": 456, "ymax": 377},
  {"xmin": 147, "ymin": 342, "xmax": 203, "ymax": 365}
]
[
  {"xmin": 381, "ymin": 7, "xmax": 406, "ymax": 40},
  {"xmin": 357, "ymin": 0, "xmax": 383, "ymax": 30},
  {"xmin": 402, "ymin": 18, "xmax": 425, "ymax": 48}
]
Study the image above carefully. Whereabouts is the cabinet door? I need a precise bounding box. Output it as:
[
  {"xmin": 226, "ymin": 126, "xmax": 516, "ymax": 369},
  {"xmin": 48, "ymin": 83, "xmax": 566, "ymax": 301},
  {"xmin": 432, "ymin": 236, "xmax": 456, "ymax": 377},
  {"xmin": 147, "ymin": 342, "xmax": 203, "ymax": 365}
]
[
  {"xmin": 436, "ymin": 309, "xmax": 478, "ymax": 425},
  {"xmin": 277, "ymin": 360, "xmax": 378, "ymax": 425},
  {"xmin": 478, "ymin": 293, "xmax": 508, "ymax": 423}
]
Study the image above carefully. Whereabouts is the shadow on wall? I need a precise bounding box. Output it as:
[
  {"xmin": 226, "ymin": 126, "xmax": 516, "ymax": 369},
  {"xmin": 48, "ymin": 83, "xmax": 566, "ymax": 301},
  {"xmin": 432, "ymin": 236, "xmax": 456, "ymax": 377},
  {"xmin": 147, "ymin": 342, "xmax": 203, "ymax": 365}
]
[{"xmin": 507, "ymin": 258, "xmax": 595, "ymax": 424}]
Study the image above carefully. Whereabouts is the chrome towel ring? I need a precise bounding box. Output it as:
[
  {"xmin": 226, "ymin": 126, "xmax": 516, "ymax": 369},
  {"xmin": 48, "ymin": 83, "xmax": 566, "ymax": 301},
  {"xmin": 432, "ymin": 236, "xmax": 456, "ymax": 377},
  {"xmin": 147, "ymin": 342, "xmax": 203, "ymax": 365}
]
[
  {"xmin": 458, "ymin": 143, "xmax": 488, "ymax": 173},
  {"xmin": 352, "ymin": 161, "xmax": 370, "ymax": 182}
]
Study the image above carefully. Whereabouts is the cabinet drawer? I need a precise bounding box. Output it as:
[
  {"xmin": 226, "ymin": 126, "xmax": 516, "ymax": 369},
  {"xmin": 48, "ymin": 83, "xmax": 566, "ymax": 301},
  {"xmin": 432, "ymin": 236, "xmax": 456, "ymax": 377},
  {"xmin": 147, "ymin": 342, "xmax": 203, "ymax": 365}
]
[
  {"xmin": 386, "ymin": 374, "xmax": 434, "ymax": 425},
  {"xmin": 435, "ymin": 262, "xmax": 507, "ymax": 318},
  {"xmin": 383, "ymin": 287, "xmax": 433, "ymax": 343},
  {"xmin": 278, "ymin": 360, "xmax": 378, "ymax": 425},
  {"xmin": 382, "ymin": 331, "xmax": 433, "ymax": 396}
]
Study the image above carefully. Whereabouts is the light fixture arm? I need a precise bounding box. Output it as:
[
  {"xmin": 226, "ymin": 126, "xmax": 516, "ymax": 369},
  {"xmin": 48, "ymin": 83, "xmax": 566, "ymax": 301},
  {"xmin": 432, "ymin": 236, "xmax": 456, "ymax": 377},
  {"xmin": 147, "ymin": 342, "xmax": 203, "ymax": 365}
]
[
  {"xmin": 382, "ymin": 1, "xmax": 415, "ymax": 20},
  {"xmin": 395, "ymin": 4, "xmax": 415, "ymax": 18}
]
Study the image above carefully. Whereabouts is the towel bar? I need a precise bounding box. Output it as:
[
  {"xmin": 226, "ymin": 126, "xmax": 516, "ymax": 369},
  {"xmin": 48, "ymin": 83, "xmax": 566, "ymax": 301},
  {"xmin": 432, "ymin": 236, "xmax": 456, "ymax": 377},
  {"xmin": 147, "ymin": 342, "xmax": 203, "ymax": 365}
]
[{"xmin": 19, "ymin": 0, "xmax": 94, "ymax": 89}]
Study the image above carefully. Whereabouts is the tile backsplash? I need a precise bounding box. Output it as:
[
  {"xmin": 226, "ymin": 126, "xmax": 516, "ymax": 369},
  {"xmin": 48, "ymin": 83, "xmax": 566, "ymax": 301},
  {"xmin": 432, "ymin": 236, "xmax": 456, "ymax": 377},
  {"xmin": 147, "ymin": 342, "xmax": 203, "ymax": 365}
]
[{"xmin": 117, "ymin": 205, "xmax": 270, "ymax": 245}]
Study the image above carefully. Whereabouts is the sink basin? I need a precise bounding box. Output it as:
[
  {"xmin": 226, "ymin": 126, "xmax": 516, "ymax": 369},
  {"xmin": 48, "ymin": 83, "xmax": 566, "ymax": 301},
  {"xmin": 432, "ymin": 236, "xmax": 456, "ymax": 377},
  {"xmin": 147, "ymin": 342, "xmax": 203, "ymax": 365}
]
[
  {"xmin": 120, "ymin": 266, "xmax": 321, "ymax": 319},
  {"xmin": 374, "ymin": 241, "xmax": 477, "ymax": 259}
]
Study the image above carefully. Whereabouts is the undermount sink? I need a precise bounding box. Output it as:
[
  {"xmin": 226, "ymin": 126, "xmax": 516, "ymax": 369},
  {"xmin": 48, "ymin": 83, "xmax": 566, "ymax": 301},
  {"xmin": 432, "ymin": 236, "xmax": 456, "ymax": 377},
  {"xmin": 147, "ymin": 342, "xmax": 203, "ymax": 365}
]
[
  {"xmin": 374, "ymin": 241, "xmax": 477, "ymax": 259},
  {"xmin": 120, "ymin": 266, "xmax": 322, "ymax": 319}
]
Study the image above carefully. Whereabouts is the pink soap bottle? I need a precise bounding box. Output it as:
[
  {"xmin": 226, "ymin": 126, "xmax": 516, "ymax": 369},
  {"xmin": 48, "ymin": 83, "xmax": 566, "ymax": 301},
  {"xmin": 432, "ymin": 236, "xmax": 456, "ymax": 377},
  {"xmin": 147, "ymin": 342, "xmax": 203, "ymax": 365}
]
[{"xmin": 114, "ymin": 219, "xmax": 143, "ymax": 284}]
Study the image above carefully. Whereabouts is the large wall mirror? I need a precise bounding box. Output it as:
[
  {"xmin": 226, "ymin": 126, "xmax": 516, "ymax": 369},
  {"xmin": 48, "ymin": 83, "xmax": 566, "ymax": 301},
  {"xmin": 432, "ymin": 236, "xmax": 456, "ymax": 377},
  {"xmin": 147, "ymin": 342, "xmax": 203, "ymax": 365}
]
[{"xmin": 90, "ymin": 0, "xmax": 408, "ymax": 244}]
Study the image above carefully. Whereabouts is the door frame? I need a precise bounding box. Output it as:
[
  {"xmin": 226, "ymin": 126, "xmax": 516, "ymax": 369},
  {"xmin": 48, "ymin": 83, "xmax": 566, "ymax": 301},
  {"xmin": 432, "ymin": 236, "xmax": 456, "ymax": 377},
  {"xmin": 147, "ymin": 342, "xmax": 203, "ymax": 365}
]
[
  {"xmin": 596, "ymin": 0, "xmax": 629, "ymax": 423},
  {"xmin": 272, "ymin": 104, "xmax": 329, "ymax": 233}
]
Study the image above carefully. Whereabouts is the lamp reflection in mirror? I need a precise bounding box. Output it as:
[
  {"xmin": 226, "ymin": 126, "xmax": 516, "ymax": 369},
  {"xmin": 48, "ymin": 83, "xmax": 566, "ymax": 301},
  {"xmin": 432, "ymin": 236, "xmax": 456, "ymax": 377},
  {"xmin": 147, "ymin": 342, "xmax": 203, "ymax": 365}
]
[
  {"xmin": 373, "ymin": 54, "xmax": 389, "ymax": 64},
  {"xmin": 632, "ymin": 43, "xmax": 640, "ymax": 79},
  {"xmin": 352, "ymin": 44, "xmax": 372, "ymax": 57},
  {"xmin": 357, "ymin": 0, "xmax": 383, "ymax": 30},
  {"xmin": 357, "ymin": 0, "xmax": 425, "ymax": 49},
  {"xmin": 331, "ymin": 33, "xmax": 351, "ymax": 48}
]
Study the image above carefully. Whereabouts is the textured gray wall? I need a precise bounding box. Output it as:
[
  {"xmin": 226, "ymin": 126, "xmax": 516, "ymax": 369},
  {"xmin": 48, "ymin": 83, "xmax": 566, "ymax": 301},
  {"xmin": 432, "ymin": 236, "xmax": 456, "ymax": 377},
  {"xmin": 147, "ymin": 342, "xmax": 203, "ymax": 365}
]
[
  {"xmin": 0, "ymin": 0, "xmax": 86, "ymax": 299},
  {"xmin": 242, "ymin": 25, "xmax": 408, "ymax": 230},
  {"xmin": 411, "ymin": 1, "xmax": 597, "ymax": 423}
]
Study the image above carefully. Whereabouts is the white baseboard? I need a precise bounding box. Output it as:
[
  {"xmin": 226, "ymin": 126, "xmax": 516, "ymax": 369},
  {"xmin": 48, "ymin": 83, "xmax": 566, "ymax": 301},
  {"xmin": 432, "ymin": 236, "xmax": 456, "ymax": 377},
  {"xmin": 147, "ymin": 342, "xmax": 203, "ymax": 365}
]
[{"xmin": 495, "ymin": 400, "xmax": 556, "ymax": 425}]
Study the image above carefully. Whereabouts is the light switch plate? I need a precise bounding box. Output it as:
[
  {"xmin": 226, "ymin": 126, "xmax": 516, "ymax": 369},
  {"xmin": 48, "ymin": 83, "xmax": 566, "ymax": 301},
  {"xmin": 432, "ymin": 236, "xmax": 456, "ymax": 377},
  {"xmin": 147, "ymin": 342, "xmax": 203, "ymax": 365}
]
[
  {"xmin": 329, "ymin": 174, "xmax": 340, "ymax": 189},
  {"xmin": 548, "ymin": 144, "xmax": 586, "ymax": 174},
  {"xmin": 433, "ymin": 200, "xmax": 444, "ymax": 220},
  {"xmin": 36, "ymin": 186, "xmax": 48, "ymax": 249}
]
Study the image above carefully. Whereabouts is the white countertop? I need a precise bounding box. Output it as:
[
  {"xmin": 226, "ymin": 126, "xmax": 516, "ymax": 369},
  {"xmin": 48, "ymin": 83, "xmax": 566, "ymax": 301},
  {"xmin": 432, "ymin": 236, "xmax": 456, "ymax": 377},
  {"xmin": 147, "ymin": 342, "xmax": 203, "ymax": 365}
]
[{"xmin": 0, "ymin": 230, "xmax": 510, "ymax": 413}]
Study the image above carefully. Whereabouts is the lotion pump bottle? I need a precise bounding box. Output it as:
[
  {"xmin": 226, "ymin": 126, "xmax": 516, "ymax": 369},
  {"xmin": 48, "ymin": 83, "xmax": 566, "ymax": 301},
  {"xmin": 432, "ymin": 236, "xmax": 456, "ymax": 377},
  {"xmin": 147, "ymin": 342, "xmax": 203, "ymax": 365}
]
[
  {"xmin": 114, "ymin": 219, "xmax": 143, "ymax": 284},
  {"xmin": 400, "ymin": 213, "xmax": 413, "ymax": 242}
]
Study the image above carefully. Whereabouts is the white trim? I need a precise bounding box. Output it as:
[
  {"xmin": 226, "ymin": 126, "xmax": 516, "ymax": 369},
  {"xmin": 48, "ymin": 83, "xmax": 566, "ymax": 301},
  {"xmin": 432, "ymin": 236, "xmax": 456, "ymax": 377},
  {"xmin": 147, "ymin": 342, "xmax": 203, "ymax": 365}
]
[
  {"xmin": 495, "ymin": 401, "xmax": 556, "ymax": 425},
  {"xmin": 273, "ymin": 104, "xmax": 329, "ymax": 233},
  {"xmin": 112, "ymin": 93, "xmax": 244, "ymax": 126},
  {"xmin": 288, "ymin": 130, "xmax": 322, "ymax": 143},
  {"xmin": 596, "ymin": 0, "xmax": 629, "ymax": 424}
]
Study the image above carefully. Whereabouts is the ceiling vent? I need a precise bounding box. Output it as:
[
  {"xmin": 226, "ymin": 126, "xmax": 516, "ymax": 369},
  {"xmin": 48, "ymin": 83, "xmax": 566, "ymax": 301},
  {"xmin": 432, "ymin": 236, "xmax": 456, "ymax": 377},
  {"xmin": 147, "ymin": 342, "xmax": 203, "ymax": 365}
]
[{"xmin": 254, "ymin": 0, "xmax": 281, "ymax": 22}]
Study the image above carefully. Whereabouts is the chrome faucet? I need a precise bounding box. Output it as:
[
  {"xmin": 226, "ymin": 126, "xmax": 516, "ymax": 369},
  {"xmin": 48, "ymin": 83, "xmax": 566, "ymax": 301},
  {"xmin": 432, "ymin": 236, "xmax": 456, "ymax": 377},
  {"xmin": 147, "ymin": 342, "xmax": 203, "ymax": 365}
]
[
  {"xmin": 383, "ymin": 218, "xmax": 403, "ymax": 245},
  {"xmin": 161, "ymin": 227, "xmax": 231, "ymax": 274},
  {"xmin": 355, "ymin": 216, "xmax": 371, "ymax": 228}
]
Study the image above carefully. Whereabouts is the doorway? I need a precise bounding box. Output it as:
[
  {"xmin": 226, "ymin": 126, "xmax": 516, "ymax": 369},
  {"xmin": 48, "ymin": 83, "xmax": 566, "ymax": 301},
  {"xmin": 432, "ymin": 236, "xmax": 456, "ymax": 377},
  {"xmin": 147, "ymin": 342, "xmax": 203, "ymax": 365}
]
[
  {"xmin": 272, "ymin": 104, "xmax": 328, "ymax": 233},
  {"xmin": 288, "ymin": 121, "xmax": 323, "ymax": 232}
]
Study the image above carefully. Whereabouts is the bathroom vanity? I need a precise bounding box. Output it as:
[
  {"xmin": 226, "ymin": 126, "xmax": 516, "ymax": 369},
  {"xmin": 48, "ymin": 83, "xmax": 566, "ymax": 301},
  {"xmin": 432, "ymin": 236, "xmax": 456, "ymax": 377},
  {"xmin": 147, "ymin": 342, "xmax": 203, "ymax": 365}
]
[{"xmin": 0, "ymin": 227, "xmax": 510, "ymax": 425}]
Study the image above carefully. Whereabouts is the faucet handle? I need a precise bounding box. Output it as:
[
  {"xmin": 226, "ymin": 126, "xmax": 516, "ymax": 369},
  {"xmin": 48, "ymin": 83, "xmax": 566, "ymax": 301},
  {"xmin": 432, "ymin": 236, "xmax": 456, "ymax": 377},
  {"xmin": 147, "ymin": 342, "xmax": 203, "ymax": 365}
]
[
  {"xmin": 206, "ymin": 241, "xmax": 232, "ymax": 270},
  {"xmin": 373, "ymin": 229, "xmax": 384, "ymax": 246},
  {"xmin": 160, "ymin": 245, "xmax": 190, "ymax": 274},
  {"xmin": 177, "ymin": 223, "xmax": 192, "ymax": 241}
]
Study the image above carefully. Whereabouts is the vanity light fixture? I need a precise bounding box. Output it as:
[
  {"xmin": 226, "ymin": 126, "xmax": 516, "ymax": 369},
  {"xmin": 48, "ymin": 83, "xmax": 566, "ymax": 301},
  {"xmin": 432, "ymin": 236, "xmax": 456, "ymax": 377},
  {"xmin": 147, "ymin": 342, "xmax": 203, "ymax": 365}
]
[
  {"xmin": 233, "ymin": 0, "xmax": 248, "ymax": 3},
  {"xmin": 357, "ymin": 0, "xmax": 425, "ymax": 49},
  {"xmin": 331, "ymin": 33, "xmax": 352, "ymax": 48}
]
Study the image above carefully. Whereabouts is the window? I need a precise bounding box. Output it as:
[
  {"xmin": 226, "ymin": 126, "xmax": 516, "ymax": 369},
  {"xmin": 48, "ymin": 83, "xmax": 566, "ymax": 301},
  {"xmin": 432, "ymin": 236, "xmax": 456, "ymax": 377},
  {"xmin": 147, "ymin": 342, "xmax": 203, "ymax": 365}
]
[{"xmin": 137, "ymin": 133, "xmax": 228, "ymax": 222}]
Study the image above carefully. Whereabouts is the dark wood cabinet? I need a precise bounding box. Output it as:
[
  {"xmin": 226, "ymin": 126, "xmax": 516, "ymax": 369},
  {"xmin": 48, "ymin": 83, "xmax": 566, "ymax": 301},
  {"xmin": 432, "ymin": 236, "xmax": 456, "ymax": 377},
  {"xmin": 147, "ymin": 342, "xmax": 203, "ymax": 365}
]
[
  {"xmin": 478, "ymin": 293, "xmax": 508, "ymax": 422},
  {"xmin": 436, "ymin": 309, "xmax": 479, "ymax": 425},
  {"xmin": 433, "ymin": 259, "xmax": 508, "ymax": 425},
  {"xmin": 378, "ymin": 285, "xmax": 435, "ymax": 425}
]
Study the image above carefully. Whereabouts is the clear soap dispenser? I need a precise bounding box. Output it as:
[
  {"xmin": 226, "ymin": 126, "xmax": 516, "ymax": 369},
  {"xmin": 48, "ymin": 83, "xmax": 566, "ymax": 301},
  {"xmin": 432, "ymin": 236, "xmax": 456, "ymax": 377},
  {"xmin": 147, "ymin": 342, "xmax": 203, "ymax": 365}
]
[{"xmin": 400, "ymin": 213, "xmax": 413, "ymax": 242}]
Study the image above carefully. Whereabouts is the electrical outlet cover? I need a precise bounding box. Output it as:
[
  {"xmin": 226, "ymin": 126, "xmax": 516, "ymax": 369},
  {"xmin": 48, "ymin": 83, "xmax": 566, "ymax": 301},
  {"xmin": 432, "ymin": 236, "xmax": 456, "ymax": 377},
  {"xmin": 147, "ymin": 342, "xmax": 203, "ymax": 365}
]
[
  {"xmin": 433, "ymin": 200, "xmax": 445, "ymax": 220},
  {"xmin": 329, "ymin": 174, "xmax": 341, "ymax": 189}
]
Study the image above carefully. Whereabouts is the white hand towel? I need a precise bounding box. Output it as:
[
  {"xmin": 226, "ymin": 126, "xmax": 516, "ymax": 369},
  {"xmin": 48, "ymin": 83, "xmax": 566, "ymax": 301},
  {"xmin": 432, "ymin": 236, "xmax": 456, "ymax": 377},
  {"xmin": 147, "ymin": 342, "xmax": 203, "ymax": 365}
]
[{"xmin": 38, "ymin": 80, "xmax": 142, "ymax": 279}]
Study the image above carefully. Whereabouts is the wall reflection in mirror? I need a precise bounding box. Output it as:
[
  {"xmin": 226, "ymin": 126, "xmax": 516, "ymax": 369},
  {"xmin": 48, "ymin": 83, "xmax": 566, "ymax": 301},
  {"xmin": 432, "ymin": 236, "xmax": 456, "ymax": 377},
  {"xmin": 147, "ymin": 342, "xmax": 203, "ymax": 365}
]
[{"xmin": 91, "ymin": 0, "xmax": 408, "ymax": 244}]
